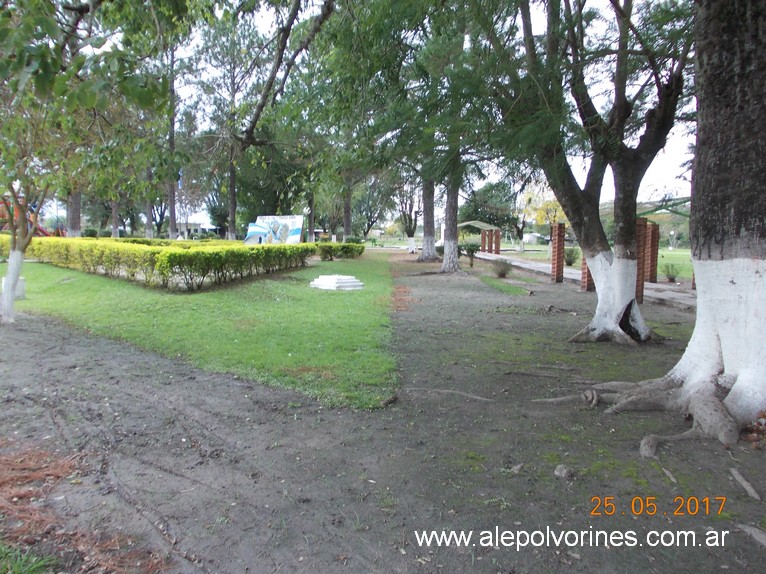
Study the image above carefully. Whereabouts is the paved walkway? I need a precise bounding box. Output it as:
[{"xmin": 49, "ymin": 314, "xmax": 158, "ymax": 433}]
[{"xmin": 475, "ymin": 251, "xmax": 697, "ymax": 310}]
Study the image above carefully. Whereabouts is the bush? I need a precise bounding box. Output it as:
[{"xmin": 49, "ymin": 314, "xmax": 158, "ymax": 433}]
[
  {"xmin": 564, "ymin": 247, "xmax": 580, "ymax": 266},
  {"xmin": 317, "ymin": 242, "xmax": 365, "ymax": 261},
  {"xmin": 662, "ymin": 262, "xmax": 680, "ymax": 282},
  {"xmin": 82, "ymin": 228, "xmax": 98, "ymax": 238},
  {"xmin": 459, "ymin": 242, "xmax": 481, "ymax": 267},
  {"xmin": 344, "ymin": 236, "xmax": 364, "ymax": 244},
  {"xmin": 317, "ymin": 243, "xmax": 335, "ymax": 261},
  {"xmin": 492, "ymin": 259, "xmax": 513, "ymax": 278},
  {"xmin": 25, "ymin": 237, "xmax": 317, "ymax": 291}
]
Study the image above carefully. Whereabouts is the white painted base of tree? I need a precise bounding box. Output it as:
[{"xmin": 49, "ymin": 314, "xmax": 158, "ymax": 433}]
[
  {"xmin": 1, "ymin": 250, "xmax": 23, "ymax": 324},
  {"xmin": 1, "ymin": 276, "xmax": 25, "ymax": 299},
  {"xmin": 417, "ymin": 235, "xmax": 439, "ymax": 262},
  {"xmin": 407, "ymin": 237, "xmax": 417, "ymax": 253},
  {"xmin": 570, "ymin": 253, "xmax": 651, "ymax": 344},
  {"xmin": 439, "ymin": 239, "xmax": 461, "ymax": 273},
  {"xmin": 541, "ymin": 258, "xmax": 766, "ymax": 456}
]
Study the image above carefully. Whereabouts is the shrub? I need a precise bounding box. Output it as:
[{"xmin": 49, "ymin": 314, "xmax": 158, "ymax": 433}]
[
  {"xmin": 564, "ymin": 247, "xmax": 580, "ymax": 266},
  {"xmin": 317, "ymin": 243, "xmax": 335, "ymax": 261},
  {"xmin": 82, "ymin": 228, "xmax": 98, "ymax": 238},
  {"xmin": 24, "ymin": 237, "xmax": 316, "ymax": 291},
  {"xmin": 492, "ymin": 259, "xmax": 513, "ymax": 278},
  {"xmin": 662, "ymin": 262, "xmax": 680, "ymax": 282},
  {"xmin": 459, "ymin": 242, "xmax": 481, "ymax": 267},
  {"xmin": 344, "ymin": 236, "xmax": 364, "ymax": 244}
]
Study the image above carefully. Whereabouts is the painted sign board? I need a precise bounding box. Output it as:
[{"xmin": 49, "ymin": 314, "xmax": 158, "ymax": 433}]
[{"xmin": 244, "ymin": 215, "xmax": 304, "ymax": 245}]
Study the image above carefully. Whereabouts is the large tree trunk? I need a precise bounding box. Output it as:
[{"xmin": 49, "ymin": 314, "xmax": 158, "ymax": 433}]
[
  {"xmin": 439, "ymin": 157, "xmax": 461, "ymax": 273},
  {"xmin": 570, "ymin": 250, "xmax": 650, "ymax": 344},
  {"xmin": 570, "ymin": 161, "xmax": 651, "ymax": 344},
  {"xmin": 66, "ymin": 190, "xmax": 81, "ymax": 237},
  {"xmin": 567, "ymin": 0, "xmax": 766, "ymax": 455},
  {"xmin": 417, "ymin": 178, "xmax": 438, "ymax": 262},
  {"xmin": 679, "ymin": 0, "xmax": 766, "ymax": 428}
]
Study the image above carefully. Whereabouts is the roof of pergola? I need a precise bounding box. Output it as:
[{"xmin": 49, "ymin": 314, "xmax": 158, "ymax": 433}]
[{"xmin": 457, "ymin": 220, "xmax": 500, "ymax": 231}]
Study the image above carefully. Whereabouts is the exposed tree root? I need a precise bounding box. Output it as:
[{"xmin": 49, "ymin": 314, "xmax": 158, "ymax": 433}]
[
  {"xmin": 405, "ymin": 387, "xmax": 493, "ymax": 402},
  {"xmin": 538, "ymin": 374, "xmax": 742, "ymax": 457},
  {"xmin": 730, "ymin": 468, "xmax": 761, "ymax": 500}
]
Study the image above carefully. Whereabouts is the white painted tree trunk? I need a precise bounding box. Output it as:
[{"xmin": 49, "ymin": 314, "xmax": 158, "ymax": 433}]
[
  {"xmin": 570, "ymin": 251, "xmax": 651, "ymax": 344},
  {"xmin": 407, "ymin": 237, "xmax": 417, "ymax": 254},
  {"xmin": 440, "ymin": 239, "xmax": 460, "ymax": 273},
  {"xmin": 672, "ymin": 259, "xmax": 766, "ymax": 426},
  {"xmin": 417, "ymin": 234, "xmax": 438, "ymax": 261},
  {"xmin": 1, "ymin": 250, "xmax": 23, "ymax": 324}
]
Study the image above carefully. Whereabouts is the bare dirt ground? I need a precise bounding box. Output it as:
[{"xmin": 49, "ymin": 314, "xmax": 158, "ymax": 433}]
[{"xmin": 2, "ymin": 252, "xmax": 765, "ymax": 573}]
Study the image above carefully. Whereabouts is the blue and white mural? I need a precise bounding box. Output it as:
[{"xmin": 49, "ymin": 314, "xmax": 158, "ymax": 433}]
[{"xmin": 244, "ymin": 216, "xmax": 304, "ymax": 245}]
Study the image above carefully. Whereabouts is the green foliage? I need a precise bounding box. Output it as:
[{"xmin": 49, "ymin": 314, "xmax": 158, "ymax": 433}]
[
  {"xmin": 25, "ymin": 237, "xmax": 317, "ymax": 291},
  {"xmin": 344, "ymin": 236, "xmax": 364, "ymax": 244},
  {"xmin": 82, "ymin": 228, "xmax": 99, "ymax": 238},
  {"xmin": 459, "ymin": 242, "xmax": 481, "ymax": 267},
  {"xmin": 661, "ymin": 262, "xmax": 680, "ymax": 282},
  {"xmin": 317, "ymin": 242, "xmax": 365, "ymax": 261},
  {"xmin": 0, "ymin": 542, "xmax": 56, "ymax": 574},
  {"xmin": 479, "ymin": 276, "xmax": 528, "ymax": 296},
  {"xmin": 564, "ymin": 247, "xmax": 580, "ymax": 266},
  {"xmin": 491, "ymin": 259, "xmax": 513, "ymax": 278},
  {"xmin": 317, "ymin": 243, "xmax": 335, "ymax": 261},
  {"xmin": 7, "ymin": 252, "xmax": 397, "ymax": 408}
]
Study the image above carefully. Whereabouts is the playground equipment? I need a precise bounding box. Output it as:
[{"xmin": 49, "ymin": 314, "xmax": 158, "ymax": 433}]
[{"xmin": 0, "ymin": 201, "xmax": 52, "ymax": 237}]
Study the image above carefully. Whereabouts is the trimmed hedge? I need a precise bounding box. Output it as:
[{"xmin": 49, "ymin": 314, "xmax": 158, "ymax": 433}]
[
  {"xmin": 15, "ymin": 237, "xmax": 317, "ymax": 291},
  {"xmin": 317, "ymin": 242, "xmax": 365, "ymax": 261}
]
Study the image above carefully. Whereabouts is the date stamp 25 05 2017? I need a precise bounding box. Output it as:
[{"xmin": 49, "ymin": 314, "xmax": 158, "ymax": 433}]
[{"xmin": 590, "ymin": 495, "xmax": 727, "ymax": 517}]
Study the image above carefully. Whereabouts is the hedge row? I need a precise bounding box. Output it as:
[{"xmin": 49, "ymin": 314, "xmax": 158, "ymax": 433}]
[
  {"xmin": 4, "ymin": 237, "xmax": 317, "ymax": 291},
  {"xmin": 317, "ymin": 242, "xmax": 366, "ymax": 261}
]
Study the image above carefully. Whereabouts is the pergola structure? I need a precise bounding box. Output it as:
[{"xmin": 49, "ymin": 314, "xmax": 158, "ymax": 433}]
[{"xmin": 457, "ymin": 220, "xmax": 501, "ymax": 254}]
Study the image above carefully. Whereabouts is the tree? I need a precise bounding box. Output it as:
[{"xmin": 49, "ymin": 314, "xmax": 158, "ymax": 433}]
[
  {"xmin": 393, "ymin": 171, "xmax": 421, "ymax": 253},
  {"xmin": 194, "ymin": 6, "xmax": 266, "ymax": 239},
  {"xmin": 476, "ymin": 0, "xmax": 693, "ymax": 342},
  {"xmin": 353, "ymin": 172, "xmax": 396, "ymax": 239},
  {"xmin": 568, "ymin": 0, "xmax": 766, "ymax": 454},
  {"xmin": 0, "ymin": 1, "xmax": 169, "ymax": 322}
]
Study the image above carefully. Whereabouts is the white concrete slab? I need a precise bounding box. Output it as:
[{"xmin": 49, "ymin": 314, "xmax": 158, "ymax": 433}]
[{"xmin": 310, "ymin": 275, "xmax": 364, "ymax": 290}]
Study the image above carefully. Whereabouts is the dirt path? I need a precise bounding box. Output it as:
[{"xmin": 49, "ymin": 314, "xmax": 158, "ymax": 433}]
[{"xmin": 2, "ymin": 253, "xmax": 765, "ymax": 573}]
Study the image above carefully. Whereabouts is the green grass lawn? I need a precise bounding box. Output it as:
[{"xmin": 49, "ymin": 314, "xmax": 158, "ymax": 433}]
[
  {"xmin": 3, "ymin": 252, "xmax": 397, "ymax": 408},
  {"xmin": 508, "ymin": 246, "xmax": 694, "ymax": 280}
]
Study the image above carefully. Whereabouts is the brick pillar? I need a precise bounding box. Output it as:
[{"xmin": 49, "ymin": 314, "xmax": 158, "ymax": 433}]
[
  {"xmin": 493, "ymin": 229, "xmax": 501, "ymax": 254},
  {"xmin": 481, "ymin": 230, "xmax": 487, "ymax": 252},
  {"xmin": 635, "ymin": 218, "xmax": 647, "ymax": 304},
  {"xmin": 644, "ymin": 222, "xmax": 660, "ymax": 283},
  {"xmin": 580, "ymin": 257, "xmax": 595, "ymax": 292},
  {"xmin": 550, "ymin": 222, "xmax": 565, "ymax": 283}
]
